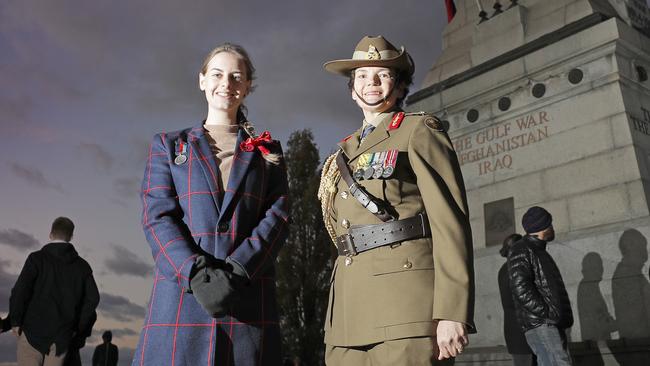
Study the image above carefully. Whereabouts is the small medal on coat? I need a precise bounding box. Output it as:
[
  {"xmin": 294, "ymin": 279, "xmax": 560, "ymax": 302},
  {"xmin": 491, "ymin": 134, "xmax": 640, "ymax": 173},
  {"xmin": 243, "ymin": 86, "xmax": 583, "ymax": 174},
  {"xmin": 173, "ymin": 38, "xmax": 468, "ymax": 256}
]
[
  {"xmin": 174, "ymin": 140, "xmax": 188, "ymax": 165},
  {"xmin": 382, "ymin": 149, "xmax": 398, "ymax": 178},
  {"xmin": 356, "ymin": 153, "xmax": 372, "ymax": 181},
  {"xmin": 372, "ymin": 166, "xmax": 383, "ymax": 179},
  {"xmin": 362, "ymin": 153, "xmax": 377, "ymax": 180},
  {"xmin": 174, "ymin": 155, "xmax": 187, "ymax": 165},
  {"xmin": 362, "ymin": 166, "xmax": 375, "ymax": 180},
  {"xmin": 371, "ymin": 151, "xmax": 386, "ymax": 179}
]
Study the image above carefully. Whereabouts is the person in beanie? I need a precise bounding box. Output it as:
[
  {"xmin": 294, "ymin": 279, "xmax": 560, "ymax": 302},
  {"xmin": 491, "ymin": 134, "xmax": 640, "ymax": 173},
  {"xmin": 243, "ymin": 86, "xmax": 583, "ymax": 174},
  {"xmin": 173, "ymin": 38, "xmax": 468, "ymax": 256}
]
[
  {"xmin": 498, "ymin": 233, "xmax": 537, "ymax": 366},
  {"xmin": 508, "ymin": 207, "xmax": 573, "ymax": 366}
]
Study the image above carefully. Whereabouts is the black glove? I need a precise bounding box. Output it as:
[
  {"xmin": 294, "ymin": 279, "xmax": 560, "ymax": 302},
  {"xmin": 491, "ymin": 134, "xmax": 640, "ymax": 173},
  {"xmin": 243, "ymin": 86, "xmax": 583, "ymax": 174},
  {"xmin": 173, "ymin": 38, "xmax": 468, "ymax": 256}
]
[{"xmin": 190, "ymin": 256, "xmax": 246, "ymax": 318}]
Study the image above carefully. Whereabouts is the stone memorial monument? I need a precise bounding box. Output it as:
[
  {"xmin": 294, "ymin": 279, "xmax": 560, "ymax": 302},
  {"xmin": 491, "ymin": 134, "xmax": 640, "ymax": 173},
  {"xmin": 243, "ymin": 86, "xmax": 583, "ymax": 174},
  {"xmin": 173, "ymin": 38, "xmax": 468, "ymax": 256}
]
[{"xmin": 406, "ymin": 0, "xmax": 650, "ymax": 364}]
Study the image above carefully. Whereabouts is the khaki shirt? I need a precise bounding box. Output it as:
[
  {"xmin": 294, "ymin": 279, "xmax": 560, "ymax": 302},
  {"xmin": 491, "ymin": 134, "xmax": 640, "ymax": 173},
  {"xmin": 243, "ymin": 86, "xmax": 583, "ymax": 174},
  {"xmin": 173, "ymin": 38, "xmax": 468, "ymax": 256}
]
[{"xmin": 322, "ymin": 111, "xmax": 475, "ymax": 346}]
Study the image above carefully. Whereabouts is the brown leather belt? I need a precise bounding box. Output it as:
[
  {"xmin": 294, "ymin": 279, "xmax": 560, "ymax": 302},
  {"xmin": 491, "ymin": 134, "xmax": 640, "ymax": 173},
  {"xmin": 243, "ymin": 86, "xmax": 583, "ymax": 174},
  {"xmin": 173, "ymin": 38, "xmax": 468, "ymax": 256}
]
[{"xmin": 336, "ymin": 213, "xmax": 431, "ymax": 256}]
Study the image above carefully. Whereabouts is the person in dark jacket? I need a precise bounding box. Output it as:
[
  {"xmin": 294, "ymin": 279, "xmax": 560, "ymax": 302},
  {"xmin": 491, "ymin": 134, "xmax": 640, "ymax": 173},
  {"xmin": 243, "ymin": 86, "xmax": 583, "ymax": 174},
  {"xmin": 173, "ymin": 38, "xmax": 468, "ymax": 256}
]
[
  {"xmin": 9, "ymin": 217, "xmax": 100, "ymax": 366},
  {"xmin": 508, "ymin": 207, "xmax": 573, "ymax": 366},
  {"xmin": 499, "ymin": 233, "xmax": 537, "ymax": 366},
  {"xmin": 92, "ymin": 331, "xmax": 118, "ymax": 366}
]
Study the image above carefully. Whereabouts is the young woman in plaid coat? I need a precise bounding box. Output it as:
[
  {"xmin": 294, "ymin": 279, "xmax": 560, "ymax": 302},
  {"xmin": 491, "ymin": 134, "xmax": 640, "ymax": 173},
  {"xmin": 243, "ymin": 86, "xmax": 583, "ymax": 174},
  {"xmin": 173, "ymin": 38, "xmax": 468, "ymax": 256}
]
[{"xmin": 132, "ymin": 43, "xmax": 290, "ymax": 366}]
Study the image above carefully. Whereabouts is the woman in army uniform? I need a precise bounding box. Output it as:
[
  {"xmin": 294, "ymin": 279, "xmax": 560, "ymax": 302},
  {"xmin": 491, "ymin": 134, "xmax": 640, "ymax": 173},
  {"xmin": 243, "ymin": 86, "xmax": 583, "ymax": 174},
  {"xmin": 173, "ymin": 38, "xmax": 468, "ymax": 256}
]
[{"xmin": 318, "ymin": 36, "xmax": 476, "ymax": 365}]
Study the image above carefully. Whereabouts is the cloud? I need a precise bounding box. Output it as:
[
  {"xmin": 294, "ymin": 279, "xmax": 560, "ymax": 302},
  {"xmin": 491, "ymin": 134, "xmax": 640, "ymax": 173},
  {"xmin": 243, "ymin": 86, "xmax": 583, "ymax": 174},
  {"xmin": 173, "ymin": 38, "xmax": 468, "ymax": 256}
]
[
  {"xmin": 87, "ymin": 327, "xmax": 138, "ymax": 344},
  {"xmin": 113, "ymin": 177, "xmax": 141, "ymax": 198},
  {"xmin": 104, "ymin": 245, "xmax": 152, "ymax": 278},
  {"xmin": 0, "ymin": 260, "xmax": 18, "ymax": 313},
  {"xmin": 118, "ymin": 348, "xmax": 136, "ymax": 366},
  {"xmin": 0, "ymin": 229, "xmax": 39, "ymax": 250},
  {"xmin": 98, "ymin": 292, "xmax": 145, "ymax": 322},
  {"xmin": 78, "ymin": 142, "xmax": 114, "ymax": 170},
  {"xmin": 127, "ymin": 137, "xmax": 151, "ymax": 171},
  {"xmin": 9, "ymin": 163, "xmax": 64, "ymax": 193},
  {"xmin": 0, "ymin": 0, "xmax": 447, "ymax": 174}
]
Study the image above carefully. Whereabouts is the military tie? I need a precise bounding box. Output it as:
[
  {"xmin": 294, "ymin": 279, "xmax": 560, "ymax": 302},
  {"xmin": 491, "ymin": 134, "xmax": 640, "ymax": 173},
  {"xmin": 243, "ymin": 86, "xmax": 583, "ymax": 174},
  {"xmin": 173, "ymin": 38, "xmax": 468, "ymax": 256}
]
[{"xmin": 360, "ymin": 124, "xmax": 375, "ymax": 144}]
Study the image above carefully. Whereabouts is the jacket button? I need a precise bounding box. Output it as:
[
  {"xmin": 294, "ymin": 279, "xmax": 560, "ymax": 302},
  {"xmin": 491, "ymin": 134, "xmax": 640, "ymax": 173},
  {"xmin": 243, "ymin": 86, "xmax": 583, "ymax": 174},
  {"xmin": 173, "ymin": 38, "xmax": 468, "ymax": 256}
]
[
  {"xmin": 341, "ymin": 219, "xmax": 350, "ymax": 229},
  {"xmin": 403, "ymin": 261, "xmax": 412, "ymax": 269},
  {"xmin": 217, "ymin": 222, "xmax": 229, "ymax": 232},
  {"xmin": 340, "ymin": 191, "xmax": 349, "ymax": 199}
]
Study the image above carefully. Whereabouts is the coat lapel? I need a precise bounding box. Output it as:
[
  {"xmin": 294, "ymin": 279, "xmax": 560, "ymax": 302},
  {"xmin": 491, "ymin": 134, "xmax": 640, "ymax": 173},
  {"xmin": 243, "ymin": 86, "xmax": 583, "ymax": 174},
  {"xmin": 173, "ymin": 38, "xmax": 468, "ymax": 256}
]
[
  {"xmin": 337, "ymin": 129, "xmax": 361, "ymax": 160},
  {"xmin": 344, "ymin": 112, "xmax": 394, "ymax": 162},
  {"xmin": 188, "ymin": 123, "xmax": 223, "ymax": 214},
  {"xmin": 220, "ymin": 128, "xmax": 256, "ymax": 215}
]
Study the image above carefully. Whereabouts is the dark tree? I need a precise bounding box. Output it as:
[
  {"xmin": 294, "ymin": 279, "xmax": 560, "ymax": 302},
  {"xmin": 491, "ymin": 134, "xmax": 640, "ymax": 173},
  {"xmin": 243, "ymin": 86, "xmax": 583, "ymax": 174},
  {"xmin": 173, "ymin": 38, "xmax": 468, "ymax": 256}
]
[{"xmin": 277, "ymin": 130, "xmax": 334, "ymax": 366}]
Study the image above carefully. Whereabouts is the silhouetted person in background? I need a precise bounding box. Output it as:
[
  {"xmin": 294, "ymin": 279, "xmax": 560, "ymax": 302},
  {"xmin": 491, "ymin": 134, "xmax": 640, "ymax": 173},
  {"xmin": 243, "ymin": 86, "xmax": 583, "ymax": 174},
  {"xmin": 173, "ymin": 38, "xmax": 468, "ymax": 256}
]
[
  {"xmin": 576, "ymin": 252, "xmax": 614, "ymax": 366},
  {"xmin": 92, "ymin": 331, "xmax": 118, "ymax": 366},
  {"xmin": 611, "ymin": 229, "xmax": 650, "ymax": 365},
  {"xmin": 9, "ymin": 217, "xmax": 100, "ymax": 366},
  {"xmin": 508, "ymin": 207, "xmax": 573, "ymax": 366},
  {"xmin": 578, "ymin": 252, "xmax": 615, "ymax": 340},
  {"xmin": 499, "ymin": 233, "xmax": 537, "ymax": 366},
  {"xmin": 612, "ymin": 229, "xmax": 650, "ymax": 338}
]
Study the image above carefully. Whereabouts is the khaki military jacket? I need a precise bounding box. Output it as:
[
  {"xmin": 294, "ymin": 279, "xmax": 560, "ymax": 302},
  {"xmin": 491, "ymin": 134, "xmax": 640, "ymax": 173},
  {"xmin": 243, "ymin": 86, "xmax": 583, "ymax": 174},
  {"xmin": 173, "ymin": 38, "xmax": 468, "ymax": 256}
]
[{"xmin": 321, "ymin": 111, "xmax": 475, "ymax": 347}]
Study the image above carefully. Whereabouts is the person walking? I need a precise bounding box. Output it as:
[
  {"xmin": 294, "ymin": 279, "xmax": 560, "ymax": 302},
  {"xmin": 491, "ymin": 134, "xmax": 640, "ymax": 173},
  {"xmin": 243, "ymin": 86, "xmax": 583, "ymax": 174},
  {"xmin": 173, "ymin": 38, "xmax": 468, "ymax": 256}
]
[{"xmin": 9, "ymin": 217, "xmax": 100, "ymax": 366}]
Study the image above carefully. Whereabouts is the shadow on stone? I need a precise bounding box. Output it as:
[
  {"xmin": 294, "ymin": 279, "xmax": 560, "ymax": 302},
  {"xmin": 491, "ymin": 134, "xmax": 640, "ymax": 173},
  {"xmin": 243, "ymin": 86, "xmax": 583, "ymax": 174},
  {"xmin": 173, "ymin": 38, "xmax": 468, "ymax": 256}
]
[
  {"xmin": 610, "ymin": 229, "xmax": 650, "ymax": 365},
  {"xmin": 575, "ymin": 252, "xmax": 614, "ymax": 365}
]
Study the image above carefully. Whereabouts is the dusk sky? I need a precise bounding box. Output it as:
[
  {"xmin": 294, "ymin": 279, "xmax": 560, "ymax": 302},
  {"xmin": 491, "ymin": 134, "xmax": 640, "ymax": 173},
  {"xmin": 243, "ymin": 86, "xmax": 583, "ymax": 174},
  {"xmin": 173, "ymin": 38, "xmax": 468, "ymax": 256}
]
[{"xmin": 0, "ymin": 1, "xmax": 447, "ymax": 364}]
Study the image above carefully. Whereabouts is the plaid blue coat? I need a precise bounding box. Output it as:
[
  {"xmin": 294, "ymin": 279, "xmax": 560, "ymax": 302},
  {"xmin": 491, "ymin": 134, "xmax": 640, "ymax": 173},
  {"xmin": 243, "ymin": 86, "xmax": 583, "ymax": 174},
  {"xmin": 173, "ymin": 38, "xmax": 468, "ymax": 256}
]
[{"xmin": 133, "ymin": 123, "xmax": 289, "ymax": 366}]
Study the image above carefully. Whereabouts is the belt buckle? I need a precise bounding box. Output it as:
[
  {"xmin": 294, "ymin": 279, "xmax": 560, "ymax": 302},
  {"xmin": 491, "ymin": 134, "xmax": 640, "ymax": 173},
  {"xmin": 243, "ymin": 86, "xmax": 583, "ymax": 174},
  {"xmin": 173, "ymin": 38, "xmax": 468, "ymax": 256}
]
[{"xmin": 338, "ymin": 234, "xmax": 357, "ymax": 257}]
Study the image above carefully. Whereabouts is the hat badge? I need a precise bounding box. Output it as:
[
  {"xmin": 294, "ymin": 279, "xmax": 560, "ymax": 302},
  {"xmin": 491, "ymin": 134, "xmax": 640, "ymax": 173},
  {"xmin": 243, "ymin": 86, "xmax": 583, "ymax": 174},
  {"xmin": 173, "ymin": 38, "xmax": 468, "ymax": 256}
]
[{"xmin": 366, "ymin": 45, "xmax": 381, "ymax": 60}]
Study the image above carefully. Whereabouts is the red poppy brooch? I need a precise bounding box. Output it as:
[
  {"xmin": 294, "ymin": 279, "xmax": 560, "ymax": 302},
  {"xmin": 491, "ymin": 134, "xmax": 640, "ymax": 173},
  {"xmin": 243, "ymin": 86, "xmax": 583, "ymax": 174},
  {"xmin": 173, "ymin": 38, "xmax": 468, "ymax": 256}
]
[{"xmin": 240, "ymin": 131, "xmax": 274, "ymax": 155}]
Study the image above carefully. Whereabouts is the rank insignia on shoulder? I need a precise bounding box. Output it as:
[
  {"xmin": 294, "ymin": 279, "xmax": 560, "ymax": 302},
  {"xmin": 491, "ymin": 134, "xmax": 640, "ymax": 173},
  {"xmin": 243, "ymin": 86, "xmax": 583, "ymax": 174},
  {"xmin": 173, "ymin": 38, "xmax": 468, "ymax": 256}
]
[
  {"xmin": 388, "ymin": 112, "xmax": 405, "ymax": 130},
  {"xmin": 424, "ymin": 116, "xmax": 444, "ymax": 132}
]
